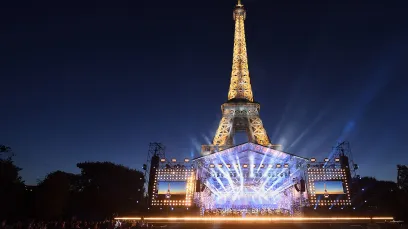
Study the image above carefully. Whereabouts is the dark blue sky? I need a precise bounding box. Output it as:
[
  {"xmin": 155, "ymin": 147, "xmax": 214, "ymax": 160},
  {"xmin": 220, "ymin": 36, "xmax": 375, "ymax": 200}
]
[{"xmin": 1, "ymin": 0, "xmax": 407, "ymax": 184}]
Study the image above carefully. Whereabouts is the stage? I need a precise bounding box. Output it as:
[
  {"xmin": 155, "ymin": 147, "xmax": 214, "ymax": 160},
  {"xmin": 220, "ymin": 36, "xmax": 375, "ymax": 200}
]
[{"xmin": 115, "ymin": 216, "xmax": 394, "ymax": 224}]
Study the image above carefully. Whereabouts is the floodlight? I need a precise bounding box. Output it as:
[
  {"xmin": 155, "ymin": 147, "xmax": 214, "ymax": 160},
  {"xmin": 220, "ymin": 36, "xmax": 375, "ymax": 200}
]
[
  {"xmin": 324, "ymin": 158, "xmax": 329, "ymax": 162},
  {"xmin": 243, "ymin": 164, "xmax": 248, "ymax": 168},
  {"xmin": 276, "ymin": 164, "xmax": 281, "ymax": 168},
  {"xmin": 260, "ymin": 164, "xmax": 265, "ymax": 168},
  {"xmin": 335, "ymin": 158, "xmax": 340, "ymax": 162},
  {"xmin": 184, "ymin": 158, "xmax": 190, "ymax": 162},
  {"xmin": 284, "ymin": 164, "xmax": 289, "ymax": 168},
  {"xmin": 310, "ymin": 158, "xmax": 316, "ymax": 162},
  {"xmin": 160, "ymin": 158, "xmax": 166, "ymax": 163},
  {"xmin": 226, "ymin": 164, "xmax": 231, "ymax": 168},
  {"xmin": 171, "ymin": 158, "xmax": 177, "ymax": 162},
  {"xmin": 210, "ymin": 164, "xmax": 215, "ymax": 168},
  {"xmin": 218, "ymin": 164, "xmax": 223, "ymax": 168}
]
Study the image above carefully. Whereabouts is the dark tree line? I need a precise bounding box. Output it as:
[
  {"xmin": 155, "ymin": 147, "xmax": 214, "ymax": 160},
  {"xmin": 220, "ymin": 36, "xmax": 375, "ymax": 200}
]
[
  {"xmin": 351, "ymin": 177, "xmax": 408, "ymax": 220},
  {"xmin": 1, "ymin": 145, "xmax": 145, "ymax": 221}
]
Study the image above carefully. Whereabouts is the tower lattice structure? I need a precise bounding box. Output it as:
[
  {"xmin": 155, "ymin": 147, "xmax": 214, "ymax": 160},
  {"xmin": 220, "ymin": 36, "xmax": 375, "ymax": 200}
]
[{"xmin": 211, "ymin": 0, "xmax": 272, "ymax": 150}]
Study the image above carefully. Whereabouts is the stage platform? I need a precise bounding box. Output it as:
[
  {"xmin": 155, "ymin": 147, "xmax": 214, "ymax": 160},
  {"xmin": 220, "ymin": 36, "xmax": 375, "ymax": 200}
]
[
  {"xmin": 115, "ymin": 216, "xmax": 394, "ymax": 223},
  {"xmin": 114, "ymin": 217, "xmax": 401, "ymax": 229}
]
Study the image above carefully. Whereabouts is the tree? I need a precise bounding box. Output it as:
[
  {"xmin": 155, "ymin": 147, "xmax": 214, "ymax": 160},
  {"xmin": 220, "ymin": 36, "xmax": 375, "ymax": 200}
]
[
  {"xmin": 76, "ymin": 162, "xmax": 145, "ymax": 220},
  {"xmin": 35, "ymin": 171, "xmax": 79, "ymax": 220},
  {"xmin": 0, "ymin": 145, "xmax": 12, "ymax": 155},
  {"xmin": 0, "ymin": 145, "xmax": 25, "ymax": 219},
  {"xmin": 352, "ymin": 177, "xmax": 408, "ymax": 220}
]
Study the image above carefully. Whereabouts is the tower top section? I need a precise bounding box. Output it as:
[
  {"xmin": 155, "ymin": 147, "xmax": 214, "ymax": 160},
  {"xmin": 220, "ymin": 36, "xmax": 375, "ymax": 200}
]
[
  {"xmin": 233, "ymin": 0, "xmax": 246, "ymax": 21},
  {"xmin": 228, "ymin": 0, "xmax": 253, "ymax": 102}
]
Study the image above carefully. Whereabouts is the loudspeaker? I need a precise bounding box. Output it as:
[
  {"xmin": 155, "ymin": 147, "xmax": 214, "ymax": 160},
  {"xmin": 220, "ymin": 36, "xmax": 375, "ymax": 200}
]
[
  {"xmin": 195, "ymin": 180, "xmax": 201, "ymax": 192},
  {"xmin": 300, "ymin": 178, "xmax": 306, "ymax": 192},
  {"xmin": 295, "ymin": 184, "xmax": 300, "ymax": 192}
]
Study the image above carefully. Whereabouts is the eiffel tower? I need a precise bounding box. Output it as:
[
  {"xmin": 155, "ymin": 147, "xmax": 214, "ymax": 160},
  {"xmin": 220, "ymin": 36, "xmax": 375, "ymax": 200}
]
[{"xmin": 204, "ymin": 0, "xmax": 276, "ymax": 153}]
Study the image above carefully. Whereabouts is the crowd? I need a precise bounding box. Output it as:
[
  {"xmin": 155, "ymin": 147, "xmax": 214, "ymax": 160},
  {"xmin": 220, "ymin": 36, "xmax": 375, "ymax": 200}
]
[{"xmin": 0, "ymin": 220, "xmax": 154, "ymax": 229}]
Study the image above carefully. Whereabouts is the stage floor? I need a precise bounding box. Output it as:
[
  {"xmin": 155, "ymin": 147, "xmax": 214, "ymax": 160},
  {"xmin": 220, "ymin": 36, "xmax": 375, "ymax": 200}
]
[
  {"xmin": 115, "ymin": 216, "xmax": 395, "ymax": 224},
  {"xmin": 114, "ymin": 218, "xmax": 402, "ymax": 229}
]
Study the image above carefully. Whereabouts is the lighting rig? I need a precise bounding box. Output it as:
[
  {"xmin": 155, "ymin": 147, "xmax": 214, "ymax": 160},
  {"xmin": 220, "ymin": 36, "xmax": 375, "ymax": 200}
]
[
  {"xmin": 150, "ymin": 157, "xmax": 196, "ymax": 207},
  {"xmin": 306, "ymin": 156, "xmax": 352, "ymax": 208}
]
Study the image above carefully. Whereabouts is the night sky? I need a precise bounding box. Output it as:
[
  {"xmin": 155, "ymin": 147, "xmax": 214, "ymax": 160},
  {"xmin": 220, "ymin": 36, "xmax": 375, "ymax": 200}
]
[{"xmin": 1, "ymin": 0, "xmax": 407, "ymax": 185}]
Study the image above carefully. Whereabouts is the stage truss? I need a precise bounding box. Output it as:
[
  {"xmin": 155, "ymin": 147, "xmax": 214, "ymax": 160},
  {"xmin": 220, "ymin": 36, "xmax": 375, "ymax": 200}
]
[{"xmin": 194, "ymin": 143, "xmax": 308, "ymax": 216}]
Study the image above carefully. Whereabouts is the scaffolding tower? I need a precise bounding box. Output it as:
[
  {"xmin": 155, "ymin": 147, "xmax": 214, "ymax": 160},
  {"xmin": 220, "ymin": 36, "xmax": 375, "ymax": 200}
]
[
  {"xmin": 143, "ymin": 143, "xmax": 165, "ymax": 199},
  {"xmin": 332, "ymin": 141, "xmax": 359, "ymax": 178},
  {"xmin": 397, "ymin": 165, "xmax": 408, "ymax": 192}
]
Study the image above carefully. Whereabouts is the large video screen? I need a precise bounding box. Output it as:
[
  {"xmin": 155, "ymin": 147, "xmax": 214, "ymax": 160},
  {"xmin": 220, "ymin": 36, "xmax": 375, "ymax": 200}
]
[
  {"xmin": 314, "ymin": 181, "xmax": 345, "ymax": 195},
  {"xmin": 157, "ymin": 181, "xmax": 187, "ymax": 195},
  {"xmin": 307, "ymin": 168, "xmax": 351, "ymax": 206},
  {"xmin": 152, "ymin": 169, "xmax": 195, "ymax": 206},
  {"xmin": 313, "ymin": 180, "xmax": 347, "ymax": 202}
]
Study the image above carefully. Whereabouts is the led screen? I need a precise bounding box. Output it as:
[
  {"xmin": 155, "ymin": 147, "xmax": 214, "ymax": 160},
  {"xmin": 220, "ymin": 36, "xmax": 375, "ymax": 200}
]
[
  {"xmin": 157, "ymin": 181, "xmax": 187, "ymax": 195},
  {"xmin": 314, "ymin": 181, "xmax": 345, "ymax": 195}
]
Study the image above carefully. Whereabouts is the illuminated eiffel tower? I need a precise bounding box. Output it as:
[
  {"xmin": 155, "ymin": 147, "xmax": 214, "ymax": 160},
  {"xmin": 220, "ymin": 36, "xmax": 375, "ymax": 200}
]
[{"xmin": 205, "ymin": 0, "xmax": 276, "ymax": 153}]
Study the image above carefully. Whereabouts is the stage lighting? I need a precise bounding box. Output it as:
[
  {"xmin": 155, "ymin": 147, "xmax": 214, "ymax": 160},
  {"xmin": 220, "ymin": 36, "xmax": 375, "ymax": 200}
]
[
  {"xmin": 310, "ymin": 158, "xmax": 316, "ymax": 162},
  {"xmin": 171, "ymin": 159, "xmax": 177, "ymax": 162},
  {"xmin": 335, "ymin": 158, "xmax": 340, "ymax": 162},
  {"xmin": 268, "ymin": 164, "xmax": 273, "ymax": 168},
  {"xmin": 253, "ymin": 164, "xmax": 256, "ymax": 168},
  {"xmin": 260, "ymin": 164, "xmax": 265, "ymax": 168},
  {"xmin": 226, "ymin": 164, "xmax": 231, "ymax": 168},
  {"xmin": 284, "ymin": 164, "xmax": 289, "ymax": 168},
  {"xmin": 210, "ymin": 164, "xmax": 215, "ymax": 168},
  {"xmin": 324, "ymin": 158, "xmax": 329, "ymax": 162},
  {"xmin": 184, "ymin": 158, "xmax": 190, "ymax": 162},
  {"xmin": 243, "ymin": 164, "xmax": 248, "ymax": 168},
  {"xmin": 160, "ymin": 158, "xmax": 166, "ymax": 163},
  {"xmin": 218, "ymin": 164, "xmax": 223, "ymax": 168},
  {"xmin": 276, "ymin": 164, "xmax": 281, "ymax": 168}
]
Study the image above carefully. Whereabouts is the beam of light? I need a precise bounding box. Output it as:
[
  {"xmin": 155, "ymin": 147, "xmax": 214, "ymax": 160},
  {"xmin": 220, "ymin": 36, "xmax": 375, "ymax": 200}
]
[
  {"xmin": 335, "ymin": 44, "xmax": 402, "ymax": 144},
  {"xmin": 191, "ymin": 138, "xmax": 202, "ymax": 153},
  {"xmin": 286, "ymin": 109, "xmax": 328, "ymax": 151}
]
